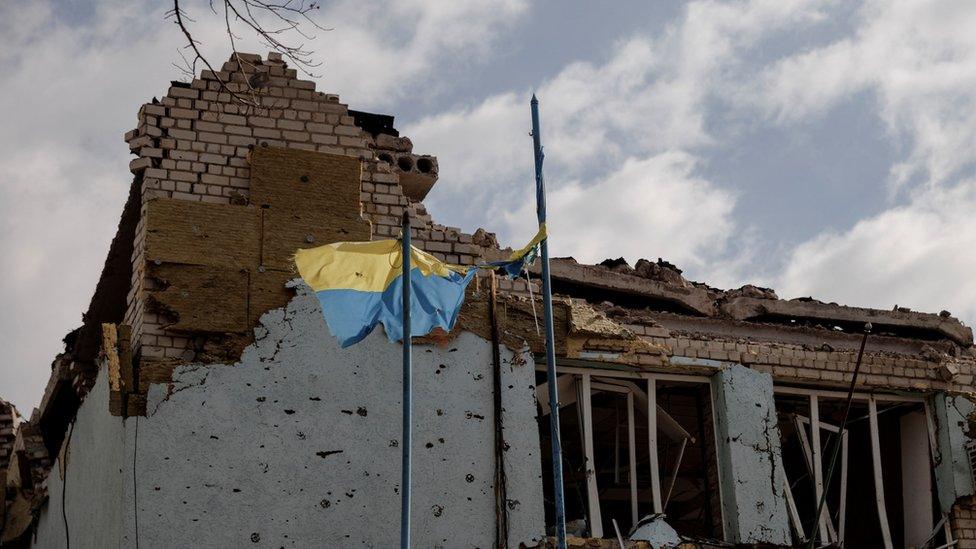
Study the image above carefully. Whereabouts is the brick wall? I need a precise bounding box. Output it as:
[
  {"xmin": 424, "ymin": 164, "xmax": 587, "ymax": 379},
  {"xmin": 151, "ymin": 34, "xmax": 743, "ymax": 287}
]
[
  {"xmin": 0, "ymin": 400, "xmax": 17, "ymax": 471},
  {"xmin": 624, "ymin": 324, "xmax": 976, "ymax": 393},
  {"xmin": 123, "ymin": 52, "xmax": 529, "ymax": 363},
  {"xmin": 954, "ymin": 499, "xmax": 976, "ymax": 548}
]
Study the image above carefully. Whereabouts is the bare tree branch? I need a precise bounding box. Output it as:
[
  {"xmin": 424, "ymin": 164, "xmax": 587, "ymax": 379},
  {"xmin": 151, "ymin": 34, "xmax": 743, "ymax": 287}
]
[{"xmin": 166, "ymin": 0, "xmax": 329, "ymax": 105}]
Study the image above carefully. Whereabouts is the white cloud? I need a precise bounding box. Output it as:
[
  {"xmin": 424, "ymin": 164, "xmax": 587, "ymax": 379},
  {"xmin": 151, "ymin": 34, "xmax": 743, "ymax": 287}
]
[
  {"xmin": 407, "ymin": 0, "xmax": 976, "ymax": 333},
  {"xmin": 755, "ymin": 1, "xmax": 976, "ymax": 327},
  {"xmin": 412, "ymin": 0, "xmax": 835, "ymax": 272},
  {"xmin": 755, "ymin": 0, "xmax": 976, "ymax": 191},
  {"xmin": 0, "ymin": 1, "xmax": 175, "ymax": 412},
  {"xmin": 158, "ymin": 0, "xmax": 527, "ymax": 108},
  {"xmin": 310, "ymin": 0, "xmax": 528, "ymax": 107},
  {"xmin": 509, "ymin": 153, "xmax": 737, "ymax": 270},
  {"xmin": 777, "ymin": 181, "xmax": 976, "ymax": 321}
]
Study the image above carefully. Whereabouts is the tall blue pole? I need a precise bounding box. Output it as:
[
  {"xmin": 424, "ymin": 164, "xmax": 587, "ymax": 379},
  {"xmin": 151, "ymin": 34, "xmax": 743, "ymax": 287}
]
[
  {"xmin": 400, "ymin": 211, "xmax": 412, "ymax": 549},
  {"xmin": 531, "ymin": 95, "xmax": 567, "ymax": 549}
]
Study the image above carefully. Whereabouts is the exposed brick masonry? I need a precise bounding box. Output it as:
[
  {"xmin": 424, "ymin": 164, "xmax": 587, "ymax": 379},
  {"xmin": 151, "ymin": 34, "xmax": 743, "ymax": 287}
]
[{"xmin": 123, "ymin": 53, "xmax": 528, "ymax": 362}]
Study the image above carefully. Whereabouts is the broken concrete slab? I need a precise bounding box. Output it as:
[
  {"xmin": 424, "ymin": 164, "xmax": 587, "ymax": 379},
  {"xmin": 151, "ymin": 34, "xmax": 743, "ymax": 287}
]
[
  {"xmin": 643, "ymin": 310, "xmax": 940, "ymax": 356},
  {"xmin": 710, "ymin": 364, "xmax": 791, "ymax": 545},
  {"xmin": 722, "ymin": 296, "xmax": 973, "ymax": 346},
  {"xmin": 543, "ymin": 258, "xmax": 716, "ymax": 317},
  {"xmin": 934, "ymin": 393, "xmax": 976, "ymax": 514},
  {"xmin": 629, "ymin": 514, "xmax": 681, "ymax": 548}
]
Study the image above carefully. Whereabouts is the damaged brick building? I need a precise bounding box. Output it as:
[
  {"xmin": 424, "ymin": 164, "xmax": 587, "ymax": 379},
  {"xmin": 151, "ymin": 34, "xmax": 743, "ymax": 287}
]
[{"xmin": 3, "ymin": 52, "xmax": 976, "ymax": 548}]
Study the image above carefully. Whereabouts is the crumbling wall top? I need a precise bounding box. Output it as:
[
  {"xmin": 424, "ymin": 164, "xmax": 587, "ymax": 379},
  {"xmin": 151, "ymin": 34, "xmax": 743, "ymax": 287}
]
[{"xmin": 548, "ymin": 256, "xmax": 972, "ymax": 348}]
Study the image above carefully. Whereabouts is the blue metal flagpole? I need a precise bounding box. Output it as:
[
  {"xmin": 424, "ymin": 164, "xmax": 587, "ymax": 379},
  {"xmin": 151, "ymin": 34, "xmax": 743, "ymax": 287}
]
[
  {"xmin": 401, "ymin": 211, "xmax": 412, "ymax": 549},
  {"xmin": 531, "ymin": 95, "xmax": 568, "ymax": 549}
]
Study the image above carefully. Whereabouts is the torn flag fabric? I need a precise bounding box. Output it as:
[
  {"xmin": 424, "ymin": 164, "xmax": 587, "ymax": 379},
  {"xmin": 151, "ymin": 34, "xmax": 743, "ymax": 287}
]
[
  {"xmin": 488, "ymin": 223, "xmax": 547, "ymax": 278},
  {"xmin": 295, "ymin": 240, "xmax": 476, "ymax": 347}
]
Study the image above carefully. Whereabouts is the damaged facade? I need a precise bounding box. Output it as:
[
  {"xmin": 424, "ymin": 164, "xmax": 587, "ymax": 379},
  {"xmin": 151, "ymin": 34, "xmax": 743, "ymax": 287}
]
[{"xmin": 3, "ymin": 52, "xmax": 976, "ymax": 548}]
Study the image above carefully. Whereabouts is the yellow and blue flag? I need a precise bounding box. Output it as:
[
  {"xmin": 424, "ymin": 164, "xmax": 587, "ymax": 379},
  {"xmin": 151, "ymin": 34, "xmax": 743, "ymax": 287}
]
[
  {"xmin": 295, "ymin": 226, "xmax": 546, "ymax": 347},
  {"xmin": 295, "ymin": 240, "xmax": 477, "ymax": 347},
  {"xmin": 489, "ymin": 223, "xmax": 546, "ymax": 278}
]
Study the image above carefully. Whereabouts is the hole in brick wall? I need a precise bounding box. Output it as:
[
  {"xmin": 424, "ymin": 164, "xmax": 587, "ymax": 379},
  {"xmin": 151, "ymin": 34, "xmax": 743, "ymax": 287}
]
[
  {"xmin": 378, "ymin": 153, "xmax": 394, "ymax": 165},
  {"xmin": 397, "ymin": 156, "xmax": 414, "ymax": 172},
  {"xmin": 39, "ymin": 379, "xmax": 81, "ymax": 458},
  {"xmin": 416, "ymin": 157, "xmax": 433, "ymax": 173},
  {"xmin": 249, "ymin": 72, "xmax": 270, "ymax": 89}
]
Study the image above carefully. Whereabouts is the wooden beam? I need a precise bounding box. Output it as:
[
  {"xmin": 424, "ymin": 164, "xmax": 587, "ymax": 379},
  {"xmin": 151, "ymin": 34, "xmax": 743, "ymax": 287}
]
[
  {"xmin": 594, "ymin": 378, "xmax": 694, "ymax": 442},
  {"xmin": 794, "ymin": 413, "xmax": 848, "ymax": 541},
  {"xmin": 796, "ymin": 413, "xmax": 840, "ymax": 432},
  {"xmin": 810, "ymin": 395, "xmax": 829, "ymax": 542},
  {"xmin": 901, "ymin": 410, "xmax": 934, "ymax": 546},
  {"xmin": 868, "ymin": 398, "xmax": 894, "ymax": 549},
  {"xmin": 839, "ymin": 430, "xmax": 848, "ymax": 543},
  {"xmin": 774, "ymin": 385, "xmax": 924, "ymax": 403},
  {"xmin": 580, "ymin": 374, "xmax": 603, "ymax": 538},
  {"xmin": 663, "ymin": 437, "xmax": 688, "ymax": 510},
  {"xmin": 627, "ymin": 391, "xmax": 638, "ymax": 526},
  {"xmin": 793, "ymin": 414, "xmax": 838, "ymax": 542},
  {"xmin": 536, "ymin": 374, "xmax": 576, "ymax": 415},
  {"xmin": 535, "ymin": 363, "xmax": 710, "ymax": 384},
  {"xmin": 794, "ymin": 415, "xmax": 815, "ymax": 477},
  {"xmin": 784, "ymin": 478, "xmax": 805, "ymax": 540},
  {"xmin": 614, "ymin": 402, "xmax": 621, "ymax": 485},
  {"xmin": 101, "ymin": 323, "xmax": 120, "ymax": 392},
  {"xmin": 708, "ymin": 383, "xmax": 726, "ymax": 530},
  {"xmin": 924, "ymin": 399, "xmax": 956, "ymax": 547},
  {"xmin": 647, "ymin": 377, "xmax": 662, "ymax": 514}
]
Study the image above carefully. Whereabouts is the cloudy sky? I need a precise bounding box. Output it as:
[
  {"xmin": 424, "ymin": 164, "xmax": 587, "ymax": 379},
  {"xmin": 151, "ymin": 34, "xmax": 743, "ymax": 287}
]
[{"xmin": 2, "ymin": 0, "xmax": 976, "ymax": 411}]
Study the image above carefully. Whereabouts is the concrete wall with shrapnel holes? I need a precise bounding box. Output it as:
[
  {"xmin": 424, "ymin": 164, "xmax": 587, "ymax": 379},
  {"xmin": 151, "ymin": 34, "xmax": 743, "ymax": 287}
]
[{"xmin": 31, "ymin": 284, "xmax": 545, "ymax": 548}]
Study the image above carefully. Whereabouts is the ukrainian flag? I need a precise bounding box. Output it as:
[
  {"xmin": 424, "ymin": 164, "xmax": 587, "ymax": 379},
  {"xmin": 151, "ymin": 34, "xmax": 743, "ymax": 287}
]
[
  {"xmin": 490, "ymin": 223, "xmax": 546, "ymax": 278},
  {"xmin": 295, "ymin": 240, "xmax": 476, "ymax": 347}
]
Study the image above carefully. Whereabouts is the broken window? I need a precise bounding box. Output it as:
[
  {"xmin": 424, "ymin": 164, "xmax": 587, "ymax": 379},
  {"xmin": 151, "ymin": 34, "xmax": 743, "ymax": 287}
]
[
  {"xmin": 775, "ymin": 389, "xmax": 950, "ymax": 548},
  {"xmin": 536, "ymin": 367, "xmax": 721, "ymax": 540}
]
